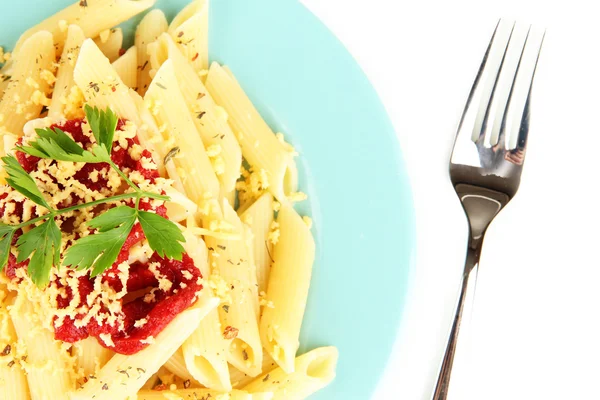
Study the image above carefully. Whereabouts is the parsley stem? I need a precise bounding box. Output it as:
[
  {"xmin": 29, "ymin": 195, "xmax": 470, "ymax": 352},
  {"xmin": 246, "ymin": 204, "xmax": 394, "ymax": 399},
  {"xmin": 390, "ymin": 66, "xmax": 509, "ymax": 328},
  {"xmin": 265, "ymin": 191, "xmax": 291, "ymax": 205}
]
[
  {"xmin": 107, "ymin": 159, "xmax": 142, "ymax": 192},
  {"xmin": 52, "ymin": 193, "xmax": 138, "ymax": 216},
  {"xmin": 14, "ymin": 191, "xmax": 168, "ymax": 229}
]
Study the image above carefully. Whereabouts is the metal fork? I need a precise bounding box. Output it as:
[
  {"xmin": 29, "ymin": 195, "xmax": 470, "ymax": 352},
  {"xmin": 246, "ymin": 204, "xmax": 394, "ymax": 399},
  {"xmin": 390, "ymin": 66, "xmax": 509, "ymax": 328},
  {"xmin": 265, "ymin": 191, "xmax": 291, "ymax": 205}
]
[{"xmin": 432, "ymin": 20, "xmax": 545, "ymax": 400}]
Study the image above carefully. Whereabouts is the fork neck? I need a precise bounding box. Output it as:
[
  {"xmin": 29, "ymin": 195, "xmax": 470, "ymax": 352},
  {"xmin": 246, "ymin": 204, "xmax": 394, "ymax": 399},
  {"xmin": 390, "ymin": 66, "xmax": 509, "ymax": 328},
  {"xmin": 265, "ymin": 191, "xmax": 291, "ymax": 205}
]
[
  {"xmin": 465, "ymin": 233, "xmax": 484, "ymax": 277},
  {"xmin": 455, "ymin": 183, "xmax": 510, "ymax": 273}
]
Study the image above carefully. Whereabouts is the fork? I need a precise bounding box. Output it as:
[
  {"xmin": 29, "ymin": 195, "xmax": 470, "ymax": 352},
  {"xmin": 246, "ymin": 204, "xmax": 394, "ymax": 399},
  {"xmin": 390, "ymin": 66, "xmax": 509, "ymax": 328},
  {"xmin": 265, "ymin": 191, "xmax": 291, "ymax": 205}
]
[{"xmin": 432, "ymin": 20, "xmax": 545, "ymax": 400}]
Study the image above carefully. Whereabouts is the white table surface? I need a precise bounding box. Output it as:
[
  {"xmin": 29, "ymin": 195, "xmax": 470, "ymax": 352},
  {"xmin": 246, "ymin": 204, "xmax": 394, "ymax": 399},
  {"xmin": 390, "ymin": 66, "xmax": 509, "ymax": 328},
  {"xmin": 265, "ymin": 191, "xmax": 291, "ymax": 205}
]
[{"xmin": 302, "ymin": 1, "xmax": 600, "ymax": 399}]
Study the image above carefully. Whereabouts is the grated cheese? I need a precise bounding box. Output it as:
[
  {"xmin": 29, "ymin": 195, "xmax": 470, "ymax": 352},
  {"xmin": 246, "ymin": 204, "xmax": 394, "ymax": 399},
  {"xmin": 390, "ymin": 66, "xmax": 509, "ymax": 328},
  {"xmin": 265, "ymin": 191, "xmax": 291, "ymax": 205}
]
[
  {"xmin": 40, "ymin": 69, "xmax": 56, "ymax": 86},
  {"xmin": 272, "ymin": 201, "xmax": 281, "ymax": 212},
  {"xmin": 134, "ymin": 318, "xmax": 148, "ymax": 328},
  {"xmin": 268, "ymin": 221, "xmax": 280, "ymax": 245},
  {"xmin": 58, "ymin": 19, "xmax": 68, "ymax": 33},
  {"xmin": 99, "ymin": 333, "xmax": 115, "ymax": 347},
  {"xmin": 287, "ymin": 191, "xmax": 308, "ymax": 202},
  {"xmin": 25, "ymin": 77, "xmax": 40, "ymax": 89},
  {"xmin": 140, "ymin": 336, "xmax": 155, "ymax": 345}
]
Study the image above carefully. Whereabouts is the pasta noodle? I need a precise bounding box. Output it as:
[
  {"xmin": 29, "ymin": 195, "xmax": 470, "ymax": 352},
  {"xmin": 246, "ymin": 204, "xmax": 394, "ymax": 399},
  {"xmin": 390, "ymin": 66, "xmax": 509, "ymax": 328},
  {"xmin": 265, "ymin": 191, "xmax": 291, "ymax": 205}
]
[
  {"xmin": 178, "ymin": 227, "xmax": 232, "ymax": 391},
  {"xmin": 0, "ymin": 31, "xmax": 55, "ymax": 144},
  {"xmin": 9, "ymin": 291, "xmax": 74, "ymax": 400},
  {"xmin": 259, "ymin": 203, "xmax": 315, "ymax": 373},
  {"xmin": 163, "ymin": 348, "xmax": 200, "ymax": 384},
  {"xmin": 168, "ymin": 0, "xmax": 209, "ymax": 71},
  {"xmin": 72, "ymin": 337, "xmax": 113, "ymax": 380},
  {"xmin": 74, "ymin": 38, "xmax": 139, "ymax": 122},
  {"xmin": 144, "ymin": 59, "xmax": 220, "ymax": 203},
  {"xmin": 0, "ymin": 289, "xmax": 30, "ymax": 400},
  {"xmin": 239, "ymin": 193, "xmax": 275, "ymax": 296},
  {"xmin": 243, "ymin": 347, "xmax": 338, "ymax": 400},
  {"xmin": 112, "ymin": 46, "xmax": 138, "ymax": 90},
  {"xmin": 205, "ymin": 63, "xmax": 297, "ymax": 202},
  {"xmin": 229, "ymin": 352, "xmax": 278, "ymax": 389},
  {"xmin": 93, "ymin": 28, "xmax": 124, "ymax": 63},
  {"xmin": 135, "ymin": 9, "xmax": 168, "ymax": 95},
  {"xmin": 74, "ymin": 39, "xmax": 170, "ymax": 178},
  {"xmin": 204, "ymin": 202, "xmax": 263, "ymax": 377},
  {"xmin": 49, "ymin": 24, "xmax": 86, "ymax": 120},
  {"xmin": 148, "ymin": 33, "xmax": 242, "ymax": 194}
]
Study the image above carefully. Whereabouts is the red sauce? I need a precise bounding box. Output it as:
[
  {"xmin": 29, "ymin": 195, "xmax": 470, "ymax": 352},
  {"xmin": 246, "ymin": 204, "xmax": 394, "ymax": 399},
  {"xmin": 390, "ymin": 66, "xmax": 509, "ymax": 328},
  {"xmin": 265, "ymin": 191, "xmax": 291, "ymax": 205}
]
[{"xmin": 3, "ymin": 119, "xmax": 202, "ymax": 355}]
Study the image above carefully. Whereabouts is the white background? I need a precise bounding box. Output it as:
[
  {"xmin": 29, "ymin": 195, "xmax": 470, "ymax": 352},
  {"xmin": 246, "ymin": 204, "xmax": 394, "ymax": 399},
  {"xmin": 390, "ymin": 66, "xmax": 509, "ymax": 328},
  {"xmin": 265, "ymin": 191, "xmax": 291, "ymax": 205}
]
[{"xmin": 303, "ymin": 1, "xmax": 600, "ymax": 399}]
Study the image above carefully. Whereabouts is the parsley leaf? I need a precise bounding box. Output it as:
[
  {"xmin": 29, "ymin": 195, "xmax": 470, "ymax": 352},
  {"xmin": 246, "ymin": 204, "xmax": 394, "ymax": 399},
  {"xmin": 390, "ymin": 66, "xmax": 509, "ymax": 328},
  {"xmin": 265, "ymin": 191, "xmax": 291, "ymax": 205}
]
[
  {"xmin": 63, "ymin": 211, "xmax": 136, "ymax": 277},
  {"xmin": 16, "ymin": 219, "xmax": 61, "ymax": 286},
  {"xmin": 85, "ymin": 104, "xmax": 118, "ymax": 153},
  {"xmin": 0, "ymin": 224, "xmax": 17, "ymax": 271},
  {"xmin": 137, "ymin": 210, "xmax": 185, "ymax": 260},
  {"xmin": 1, "ymin": 155, "xmax": 51, "ymax": 209},
  {"xmin": 17, "ymin": 127, "xmax": 107, "ymax": 163},
  {"xmin": 88, "ymin": 206, "xmax": 136, "ymax": 232}
]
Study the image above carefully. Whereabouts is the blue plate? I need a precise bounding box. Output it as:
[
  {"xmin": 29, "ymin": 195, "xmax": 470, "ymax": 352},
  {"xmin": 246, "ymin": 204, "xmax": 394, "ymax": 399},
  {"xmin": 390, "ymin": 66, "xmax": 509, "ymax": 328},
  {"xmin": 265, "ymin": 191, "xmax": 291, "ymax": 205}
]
[{"xmin": 1, "ymin": 1, "xmax": 415, "ymax": 398}]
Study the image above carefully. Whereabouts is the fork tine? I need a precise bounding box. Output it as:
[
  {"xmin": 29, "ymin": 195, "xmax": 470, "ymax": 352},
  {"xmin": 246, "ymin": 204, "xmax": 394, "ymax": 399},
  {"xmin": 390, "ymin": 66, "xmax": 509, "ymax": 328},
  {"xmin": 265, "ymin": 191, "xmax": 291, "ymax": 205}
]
[
  {"xmin": 451, "ymin": 20, "xmax": 513, "ymax": 165},
  {"xmin": 470, "ymin": 20, "xmax": 515, "ymax": 143},
  {"xmin": 502, "ymin": 27, "xmax": 545, "ymax": 150},
  {"xmin": 483, "ymin": 24, "xmax": 531, "ymax": 147}
]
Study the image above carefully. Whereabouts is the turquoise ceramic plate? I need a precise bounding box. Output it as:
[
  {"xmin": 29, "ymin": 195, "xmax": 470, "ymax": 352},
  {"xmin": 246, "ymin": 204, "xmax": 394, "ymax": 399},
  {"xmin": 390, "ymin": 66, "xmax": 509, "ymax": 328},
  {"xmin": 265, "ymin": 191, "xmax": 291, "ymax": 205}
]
[{"xmin": 1, "ymin": 0, "xmax": 415, "ymax": 398}]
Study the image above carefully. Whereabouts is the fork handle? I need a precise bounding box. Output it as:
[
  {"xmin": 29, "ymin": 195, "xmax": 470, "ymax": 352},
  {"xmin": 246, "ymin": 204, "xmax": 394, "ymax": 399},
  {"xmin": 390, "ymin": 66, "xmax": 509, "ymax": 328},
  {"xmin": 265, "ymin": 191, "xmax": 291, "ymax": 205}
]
[{"xmin": 432, "ymin": 239, "xmax": 483, "ymax": 400}]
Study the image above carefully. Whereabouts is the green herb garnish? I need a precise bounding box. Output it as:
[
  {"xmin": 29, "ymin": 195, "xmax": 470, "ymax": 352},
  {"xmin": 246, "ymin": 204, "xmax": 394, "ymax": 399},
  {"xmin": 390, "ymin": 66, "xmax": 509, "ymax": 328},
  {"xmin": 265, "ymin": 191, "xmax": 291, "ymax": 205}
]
[
  {"xmin": 0, "ymin": 105, "xmax": 185, "ymax": 285},
  {"xmin": 164, "ymin": 146, "xmax": 180, "ymax": 165}
]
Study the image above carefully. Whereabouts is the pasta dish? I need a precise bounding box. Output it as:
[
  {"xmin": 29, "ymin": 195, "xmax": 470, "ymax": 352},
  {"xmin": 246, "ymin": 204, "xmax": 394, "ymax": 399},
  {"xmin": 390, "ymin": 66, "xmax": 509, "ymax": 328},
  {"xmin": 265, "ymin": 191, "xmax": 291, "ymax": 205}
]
[{"xmin": 0, "ymin": 1, "xmax": 337, "ymax": 399}]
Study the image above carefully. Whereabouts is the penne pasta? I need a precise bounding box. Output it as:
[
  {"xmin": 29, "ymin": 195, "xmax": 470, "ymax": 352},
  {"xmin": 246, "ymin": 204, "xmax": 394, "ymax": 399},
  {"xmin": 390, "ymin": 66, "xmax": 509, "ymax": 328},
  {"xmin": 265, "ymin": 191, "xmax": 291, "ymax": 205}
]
[
  {"xmin": 204, "ymin": 202, "xmax": 263, "ymax": 377},
  {"xmin": 135, "ymin": 9, "xmax": 168, "ymax": 95},
  {"xmin": 148, "ymin": 33, "xmax": 242, "ymax": 194},
  {"xmin": 243, "ymin": 347, "xmax": 338, "ymax": 400},
  {"xmin": 9, "ymin": 291, "xmax": 74, "ymax": 400},
  {"xmin": 0, "ymin": 289, "xmax": 30, "ymax": 400},
  {"xmin": 0, "ymin": 31, "xmax": 55, "ymax": 143},
  {"xmin": 168, "ymin": 0, "xmax": 209, "ymax": 71},
  {"xmin": 229, "ymin": 351, "xmax": 278, "ymax": 389},
  {"xmin": 180, "ymin": 229, "xmax": 232, "ymax": 391},
  {"xmin": 74, "ymin": 38, "xmax": 139, "ymax": 122},
  {"xmin": 71, "ymin": 337, "xmax": 114, "ymax": 380},
  {"xmin": 112, "ymin": 46, "xmax": 138, "ymax": 90},
  {"xmin": 182, "ymin": 307, "xmax": 232, "ymax": 391},
  {"xmin": 12, "ymin": 0, "xmax": 155, "ymax": 57},
  {"xmin": 93, "ymin": 28, "xmax": 124, "ymax": 63},
  {"xmin": 144, "ymin": 59, "xmax": 220, "ymax": 204},
  {"xmin": 129, "ymin": 88, "xmax": 178, "ymax": 180},
  {"xmin": 205, "ymin": 63, "xmax": 297, "ymax": 202},
  {"xmin": 69, "ymin": 296, "xmax": 219, "ymax": 400},
  {"xmin": 243, "ymin": 222, "xmax": 260, "ymax": 319},
  {"xmin": 167, "ymin": 0, "xmax": 199, "ymax": 36},
  {"xmin": 49, "ymin": 24, "xmax": 86, "ymax": 120},
  {"xmin": 259, "ymin": 204, "xmax": 315, "ymax": 373},
  {"xmin": 239, "ymin": 193, "xmax": 275, "ymax": 296},
  {"xmin": 164, "ymin": 348, "xmax": 201, "ymax": 385},
  {"xmin": 163, "ymin": 186, "xmax": 199, "ymax": 223},
  {"xmin": 74, "ymin": 39, "xmax": 170, "ymax": 177}
]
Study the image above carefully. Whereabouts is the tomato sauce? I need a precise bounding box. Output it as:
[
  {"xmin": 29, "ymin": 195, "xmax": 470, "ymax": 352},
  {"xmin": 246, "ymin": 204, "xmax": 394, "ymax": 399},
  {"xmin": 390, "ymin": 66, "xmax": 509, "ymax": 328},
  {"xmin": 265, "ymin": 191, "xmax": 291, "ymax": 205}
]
[{"xmin": 4, "ymin": 119, "xmax": 202, "ymax": 355}]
